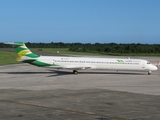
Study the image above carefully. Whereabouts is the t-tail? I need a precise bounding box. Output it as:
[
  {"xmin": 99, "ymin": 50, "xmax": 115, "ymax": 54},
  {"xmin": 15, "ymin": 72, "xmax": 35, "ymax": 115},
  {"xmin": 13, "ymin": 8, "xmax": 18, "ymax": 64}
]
[{"xmin": 4, "ymin": 42, "xmax": 39, "ymax": 63}]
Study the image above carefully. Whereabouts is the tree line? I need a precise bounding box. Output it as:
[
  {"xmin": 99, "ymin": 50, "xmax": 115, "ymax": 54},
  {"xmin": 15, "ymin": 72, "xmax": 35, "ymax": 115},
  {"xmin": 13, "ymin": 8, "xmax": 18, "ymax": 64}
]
[{"xmin": 0, "ymin": 42, "xmax": 160, "ymax": 54}]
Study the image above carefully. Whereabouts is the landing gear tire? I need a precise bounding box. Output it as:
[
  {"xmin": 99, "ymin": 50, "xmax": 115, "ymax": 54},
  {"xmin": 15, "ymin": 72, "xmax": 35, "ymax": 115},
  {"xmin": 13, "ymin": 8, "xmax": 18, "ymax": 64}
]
[
  {"xmin": 73, "ymin": 70, "xmax": 78, "ymax": 75},
  {"xmin": 148, "ymin": 71, "xmax": 151, "ymax": 75}
]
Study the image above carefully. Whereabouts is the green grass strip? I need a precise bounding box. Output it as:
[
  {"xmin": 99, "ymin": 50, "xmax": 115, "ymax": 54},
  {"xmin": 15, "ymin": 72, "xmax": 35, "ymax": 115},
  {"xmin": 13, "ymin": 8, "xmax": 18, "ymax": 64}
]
[{"xmin": 0, "ymin": 51, "xmax": 18, "ymax": 65}]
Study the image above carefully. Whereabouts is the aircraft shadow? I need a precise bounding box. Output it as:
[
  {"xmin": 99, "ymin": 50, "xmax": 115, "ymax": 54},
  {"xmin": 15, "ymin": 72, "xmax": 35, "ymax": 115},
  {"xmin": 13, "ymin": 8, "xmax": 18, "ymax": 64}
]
[
  {"xmin": 47, "ymin": 70, "xmax": 145, "ymax": 77},
  {"xmin": 0, "ymin": 70, "xmax": 146, "ymax": 77}
]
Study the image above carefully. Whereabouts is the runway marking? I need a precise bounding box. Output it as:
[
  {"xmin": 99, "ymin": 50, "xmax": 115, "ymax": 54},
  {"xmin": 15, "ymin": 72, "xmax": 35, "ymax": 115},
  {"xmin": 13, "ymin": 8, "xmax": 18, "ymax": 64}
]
[{"xmin": 0, "ymin": 99, "xmax": 126, "ymax": 120}]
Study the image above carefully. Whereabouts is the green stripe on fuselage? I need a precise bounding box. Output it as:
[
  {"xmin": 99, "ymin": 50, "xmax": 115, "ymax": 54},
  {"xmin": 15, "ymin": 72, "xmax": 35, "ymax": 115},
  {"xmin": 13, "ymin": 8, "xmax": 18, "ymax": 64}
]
[
  {"xmin": 34, "ymin": 61, "xmax": 51, "ymax": 66},
  {"xmin": 25, "ymin": 53, "xmax": 40, "ymax": 58},
  {"xmin": 33, "ymin": 61, "xmax": 60, "ymax": 67}
]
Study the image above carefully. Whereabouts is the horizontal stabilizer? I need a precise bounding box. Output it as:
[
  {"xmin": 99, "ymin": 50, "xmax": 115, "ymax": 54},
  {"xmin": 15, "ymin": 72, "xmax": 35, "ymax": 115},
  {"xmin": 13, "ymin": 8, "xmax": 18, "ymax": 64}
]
[{"xmin": 4, "ymin": 42, "xmax": 24, "ymax": 46}]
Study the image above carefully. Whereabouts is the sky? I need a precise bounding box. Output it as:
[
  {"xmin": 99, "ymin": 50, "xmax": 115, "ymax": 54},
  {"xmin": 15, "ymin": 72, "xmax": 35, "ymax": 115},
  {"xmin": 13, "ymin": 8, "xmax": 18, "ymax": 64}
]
[{"xmin": 0, "ymin": 0, "xmax": 160, "ymax": 44}]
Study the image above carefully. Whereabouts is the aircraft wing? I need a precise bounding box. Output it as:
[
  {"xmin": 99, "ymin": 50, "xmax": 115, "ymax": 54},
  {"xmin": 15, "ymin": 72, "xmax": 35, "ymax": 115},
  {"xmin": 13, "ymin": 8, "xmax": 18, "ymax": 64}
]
[
  {"xmin": 57, "ymin": 65, "xmax": 91, "ymax": 70},
  {"xmin": 65, "ymin": 66, "xmax": 91, "ymax": 70},
  {"xmin": 51, "ymin": 65, "xmax": 91, "ymax": 70}
]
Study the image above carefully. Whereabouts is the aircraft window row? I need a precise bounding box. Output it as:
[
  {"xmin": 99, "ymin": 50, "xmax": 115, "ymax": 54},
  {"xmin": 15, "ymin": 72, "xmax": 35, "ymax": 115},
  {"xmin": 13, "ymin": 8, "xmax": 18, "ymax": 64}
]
[{"xmin": 54, "ymin": 60, "xmax": 139, "ymax": 65}]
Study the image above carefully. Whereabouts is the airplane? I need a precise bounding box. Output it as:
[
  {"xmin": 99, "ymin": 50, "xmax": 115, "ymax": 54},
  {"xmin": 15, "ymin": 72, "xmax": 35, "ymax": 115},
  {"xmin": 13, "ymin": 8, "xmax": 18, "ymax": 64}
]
[{"xmin": 4, "ymin": 42, "xmax": 158, "ymax": 75}]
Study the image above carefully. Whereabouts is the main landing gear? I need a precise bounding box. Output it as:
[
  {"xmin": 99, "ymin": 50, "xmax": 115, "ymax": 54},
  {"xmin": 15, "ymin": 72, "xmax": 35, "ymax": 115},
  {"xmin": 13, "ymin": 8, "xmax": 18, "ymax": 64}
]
[
  {"xmin": 148, "ymin": 71, "xmax": 151, "ymax": 75},
  {"xmin": 73, "ymin": 70, "xmax": 78, "ymax": 75}
]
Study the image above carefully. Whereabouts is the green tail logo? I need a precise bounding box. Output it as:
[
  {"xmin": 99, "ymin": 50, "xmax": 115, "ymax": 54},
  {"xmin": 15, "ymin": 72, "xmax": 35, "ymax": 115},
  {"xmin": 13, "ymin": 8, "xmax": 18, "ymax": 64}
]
[{"xmin": 9, "ymin": 42, "xmax": 39, "ymax": 61}]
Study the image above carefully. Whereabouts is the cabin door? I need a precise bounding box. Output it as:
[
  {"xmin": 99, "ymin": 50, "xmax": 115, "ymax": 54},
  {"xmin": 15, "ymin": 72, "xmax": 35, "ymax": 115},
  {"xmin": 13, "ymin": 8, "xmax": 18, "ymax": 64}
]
[
  {"xmin": 53, "ymin": 59, "xmax": 55, "ymax": 64},
  {"xmin": 142, "ymin": 63, "xmax": 145, "ymax": 69}
]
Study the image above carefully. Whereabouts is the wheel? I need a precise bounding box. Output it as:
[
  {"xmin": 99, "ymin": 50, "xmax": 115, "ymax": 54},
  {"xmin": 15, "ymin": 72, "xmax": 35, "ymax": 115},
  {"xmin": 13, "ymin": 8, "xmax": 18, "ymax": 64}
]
[
  {"xmin": 73, "ymin": 70, "xmax": 78, "ymax": 75},
  {"xmin": 148, "ymin": 71, "xmax": 151, "ymax": 75}
]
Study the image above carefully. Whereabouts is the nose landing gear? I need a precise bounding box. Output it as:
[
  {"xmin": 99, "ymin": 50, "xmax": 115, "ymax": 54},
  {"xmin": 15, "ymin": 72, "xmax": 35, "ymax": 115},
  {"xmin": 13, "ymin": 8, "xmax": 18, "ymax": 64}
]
[{"xmin": 148, "ymin": 71, "xmax": 151, "ymax": 75}]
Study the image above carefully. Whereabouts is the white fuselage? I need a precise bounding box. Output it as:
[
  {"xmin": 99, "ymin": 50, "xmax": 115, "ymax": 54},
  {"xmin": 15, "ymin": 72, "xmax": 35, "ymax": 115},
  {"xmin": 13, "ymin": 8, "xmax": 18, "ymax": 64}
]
[{"xmin": 36, "ymin": 56, "xmax": 158, "ymax": 71}]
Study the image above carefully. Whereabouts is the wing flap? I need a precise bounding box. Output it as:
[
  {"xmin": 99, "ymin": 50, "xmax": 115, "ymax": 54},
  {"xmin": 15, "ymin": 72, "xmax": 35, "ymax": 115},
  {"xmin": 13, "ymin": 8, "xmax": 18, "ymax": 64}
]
[{"xmin": 49, "ymin": 65, "xmax": 91, "ymax": 70}]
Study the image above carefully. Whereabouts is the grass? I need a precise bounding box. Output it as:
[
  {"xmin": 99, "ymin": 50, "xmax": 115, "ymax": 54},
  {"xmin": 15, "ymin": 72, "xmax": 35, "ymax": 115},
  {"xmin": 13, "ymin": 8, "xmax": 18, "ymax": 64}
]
[
  {"xmin": 0, "ymin": 48, "xmax": 103, "ymax": 65},
  {"xmin": 102, "ymin": 52, "xmax": 160, "ymax": 56},
  {"xmin": 0, "ymin": 48, "xmax": 160, "ymax": 65},
  {"xmin": 30, "ymin": 48, "xmax": 104, "ymax": 56},
  {"xmin": 0, "ymin": 51, "xmax": 18, "ymax": 65},
  {"xmin": 31, "ymin": 48, "xmax": 160, "ymax": 56}
]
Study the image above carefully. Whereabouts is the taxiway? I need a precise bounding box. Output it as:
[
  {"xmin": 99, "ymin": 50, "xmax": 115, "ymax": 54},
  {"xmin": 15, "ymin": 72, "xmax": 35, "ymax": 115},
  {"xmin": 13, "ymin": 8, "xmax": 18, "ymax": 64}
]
[{"xmin": 0, "ymin": 58, "xmax": 160, "ymax": 120}]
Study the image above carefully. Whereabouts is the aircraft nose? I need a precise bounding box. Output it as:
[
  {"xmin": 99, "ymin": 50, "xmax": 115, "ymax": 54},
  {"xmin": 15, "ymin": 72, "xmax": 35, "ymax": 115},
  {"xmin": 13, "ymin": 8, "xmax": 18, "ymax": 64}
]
[{"xmin": 152, "ymin": 65, "xmax": 158, "ymax": 71}]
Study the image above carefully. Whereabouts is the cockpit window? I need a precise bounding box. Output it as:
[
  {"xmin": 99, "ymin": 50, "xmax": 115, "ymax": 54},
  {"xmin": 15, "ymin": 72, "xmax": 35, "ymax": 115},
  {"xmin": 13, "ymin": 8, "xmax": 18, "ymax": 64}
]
[{"xmin": 147, "ymin": 61, "xmax": 150, "ymax": 64}]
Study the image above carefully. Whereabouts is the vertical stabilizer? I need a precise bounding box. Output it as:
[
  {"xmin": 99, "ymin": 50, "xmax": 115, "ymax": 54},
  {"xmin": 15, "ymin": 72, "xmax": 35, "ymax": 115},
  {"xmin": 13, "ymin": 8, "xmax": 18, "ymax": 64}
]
[{"xmin": 4, "ymin": 42, "xmax": 39, "ymax": 61}]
